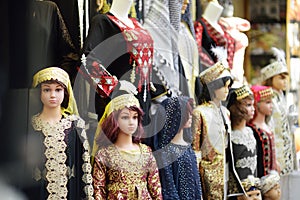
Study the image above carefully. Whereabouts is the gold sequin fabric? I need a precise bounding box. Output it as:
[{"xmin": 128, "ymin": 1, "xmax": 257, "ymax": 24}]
[
  {"xmin": 32, "ymin": 114, "xmax": 94, "ymax": 199},
  {"xmin": 93, "ymin": 144, "xmax": 162, "ymax": 200}
]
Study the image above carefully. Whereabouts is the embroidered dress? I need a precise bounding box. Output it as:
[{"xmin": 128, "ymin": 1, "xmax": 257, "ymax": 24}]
[
  {"xmin": 231, "ymin": 127, "xmax": 257, "ymax": 179},
  {"xmin": 194, "ymin": 18, "xmax": 235, "ymax": 70},
  {"xmin": 192, "ymin": 101, "xmax": 233, "ymax": 200},
  {"xmin": 93, "ymin": 144, "xmax": 162, "ymax": 200},
  {"xmin": 25, "ymin": 114, "xmax": 93, "ymax": 200},
  {"xmin": 247, "ymin": 123, "xmax": 277, "ymax": 177},
  {"xmin": 269, "ymin": 90, "xmax": 295, "ymax": 175},
  {"xmin": 83, "ymin": 13, "xmax": 154, "ymax": 122}
]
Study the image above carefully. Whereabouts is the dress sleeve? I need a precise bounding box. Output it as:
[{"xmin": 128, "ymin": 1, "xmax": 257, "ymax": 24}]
[
  {"xmin": 93, "ymin": 152, "xmax": 107, "ymax": 200},
  {"xmin": 192, "ymin": 108, "xmax": 203, "ymax": 165},
  {"xmin": 146, "ymin": 147, "xmax": 163, "ymax": 200}
]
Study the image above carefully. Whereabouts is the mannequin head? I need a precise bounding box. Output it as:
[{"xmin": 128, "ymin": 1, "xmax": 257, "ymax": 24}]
[
  {"xmin": 219, "ymin": 0, "xmax": 234, "ymax": 17},
  {"xmin": 237, "ymin": 175, "xmax": 262, "ymax": 200},
  {"xmin": 227, "ymin": 84, "xmax": 254, "ymax": 127},
  {"xmin": 198, "ymin": 61, "xmax": 233, "ymax": 104},
  {"xmin": 261, "ymin": 171, "xmax": 281, "ymax": 200}
]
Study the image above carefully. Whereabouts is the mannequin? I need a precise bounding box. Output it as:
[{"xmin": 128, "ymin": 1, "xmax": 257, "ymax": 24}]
[
  {"xmin": 24, "ymin": 67, "xmax": 93, "ymax": 199},
  {"xmin": 218, "ymin": 0, "xmax": 251, "ymax": 83},
  {"xmin": 192, "ymin": 61, "xmax": 235, "ymax": 200},
  {"xmin": 260, "ymin": 51, "xmax": 295, "ymax": 200},
  {"xmin": 150, "ymin": 96, "xmax": 202, "ymax": 199},
  {"xmin": 226, "ymin": 83, "xmax": 257, "ymax": 197},
  {"xmin": 178, "ymin": 0, "xmax": 199, "ymax": 98},
  {"xmin": 82, "ymin": 0, "xmax": 158, "ymax": 130},
  {"xmin": 109, "ymin": 0, "xmax": 134, "ymax": 28},
  {"xmin": 92, "ymin": 93, "xmax": 162, "ymax": 199},
  {"xmin": 247, "ymin": 85, "xmax": 278, "ymax": 177},
  {"xmin": 261, "ymin": 171, "xmax": 281, "ymax": 200},
  {"xmin": 236, "ymin": 176, "xmax": 262, "ymax": 200},
  {"xmin": 194, "ymin": 1, "xmax": 235, "ymax": 70}
]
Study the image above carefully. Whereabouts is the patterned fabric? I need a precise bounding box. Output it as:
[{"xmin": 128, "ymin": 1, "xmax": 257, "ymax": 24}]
[
  {"xmin": 93, "ymin": 144, "xmax": 162, "ymax": 200},
  {"xmin": 192, "ymin": 102, "xmax": 231, "ymax": 200},
  {"xmin": 269, "ymin": 90, "xmax": 294, "ymax": 175},
  {"xmin": 247, "ymin": 123, "xmax": 277, "ymax": 178},
  {"xmin": 231, "ymin": 127, "xmax": 257, "ymax": 179},
  {"xmin": 29, "ymin": 114, "xmax": 94, "ymax": 200},
  {"xmin": 194, "ymin": 17, "xmax": 235, "ymax": 69}
]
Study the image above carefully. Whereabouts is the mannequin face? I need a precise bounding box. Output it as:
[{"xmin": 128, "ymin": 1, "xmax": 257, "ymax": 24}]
[
  {"xmin": 117, "ymin": 108, "xmax": 138, "ymax": 136},
  {"xmin": 214, "ymin": 79, "xmax": 231, "ymax": 102},
  {"xmin": 244, "ymin": 98, "xmax": 255, "ymax": 121},
  {"xmin": 263, "ymin": 184, "xmax": 281, "ymax": 200},
  {"xmin": 271, "ymin": 73, "xmax": 288, "ymax": 91},
  {"xmin": 257, "ymin": 99, "xmax": 273, "ymax": 116},
  {"xmin": 183, "ymin": 113, "xmax": 192, "ymax": 128},
  {"xmin": 181, "ymin": 0, "xmax": 189, "ymax": 14},
  {"xmin": 237, "ymin": 190, "xmax": 262, "ymax": 200},
  {"xmin": 40, "ymin": 83, "xmax": 64, "ymax": 109}
]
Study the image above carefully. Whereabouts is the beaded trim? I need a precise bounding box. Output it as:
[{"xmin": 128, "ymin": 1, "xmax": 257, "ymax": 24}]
[{"xmin": 234, "ymin": 85, "xmax": 252, "ymax": 100}]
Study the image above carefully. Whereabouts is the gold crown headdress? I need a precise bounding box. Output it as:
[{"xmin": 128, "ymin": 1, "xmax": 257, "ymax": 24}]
[
  {"xmin": 32, "ymin": 67, "xmax": 78, "ymax": 116},
  {"xmin": 241, "ymin": 175, "xmax": 261, "ymax": 192},
  {"xmin": 260, "ymin": 47, "xmax": 288, "ymax": 82},
  {"xmin": 235, "ymin": 85, "xmax": 252, "ymax": 100},
  {"xmin": 251, "ymin": 85, "xmax": 273, "ymax": 103},
  {"xmin": 260, "ymin": 171, "xmax": 280, "ymax": 194},
  {"xmin": 199, "ymin": 61, "xmax": 232, "ymax": 84}
]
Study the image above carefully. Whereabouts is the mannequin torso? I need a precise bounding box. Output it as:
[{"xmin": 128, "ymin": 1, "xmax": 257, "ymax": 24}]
[
  {"xmin": 202, "ymin": 1, "xmax": 224, "ymax": 35},
  {"xmin": 109, "ymin": 0, "xmax": 134, "ymax": 28}
]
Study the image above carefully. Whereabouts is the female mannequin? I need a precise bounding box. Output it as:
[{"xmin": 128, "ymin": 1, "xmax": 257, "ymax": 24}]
[
  {"xmin": 192, "ymin": 61, "xmax": 234, "ymax": 200},
  {"xmin": 24, "ymin": 67, "xmax": 93, "ymax": 199},
  {"xmin": 194, "ymin": 1, "xmax": 235, "ymax": 70},
  {"xmin": 226, "ymin": 84, "xmax": 257, "ymax": 196},
  {"xmin": 261, "ymin": 171, "xmax": 281, "ymax": 200},
  {"xmin": 92, "ymin": 93, "xmax": 162, "ymax": 199},
  {"xmin": 152, "ymin": 96, "xmax": 202, "ymax": 199},
  {"xmin": 218, "ymin": 0, "xmax": 251, "ymax": 83},
  {"xmin": 82, "ymin": 0, "xmax": 158, "ymax": 129},
  {"xmin": 247, "ymin": 85, "xmax": 278, "ymax": 177}
]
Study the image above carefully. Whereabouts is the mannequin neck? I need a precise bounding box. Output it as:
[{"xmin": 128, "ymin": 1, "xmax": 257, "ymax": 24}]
[
  {"xmin": 202, "ymin": 1, "xmax": 224, "ymax": 34},
  {"xmin": 109, "ymin": 0, "xmax": 134, "ymax": 27}
]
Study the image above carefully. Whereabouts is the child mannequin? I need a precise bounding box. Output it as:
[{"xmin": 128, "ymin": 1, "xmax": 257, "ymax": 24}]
[
  {"xmin": 92, "ymin": 93, "xmax": 162, "ymax": 199},
  {"xmin": 260, "ymin": 171, "xmax": 281, "ymax": 200},
  {"xmin": 261, "ymin": 50, "xmax": 295, "ymax": 175},
  {"xmin": 192, "ymin": 61, "xmax": 234, "ymax": 200},
  {"xmin": 24, "ymin": 67, "xmax": 93, "ymax": 199},
  {"xmin": 151, "ymin": 96, "xmax": 202, "ymax": 199},
  {"xmin": 247, "ymin": 85, "xmax": 278, "ymax": 177},
  {"xmin": 226, "ymin": 83, "xmax": 257, "ymax": 196}
]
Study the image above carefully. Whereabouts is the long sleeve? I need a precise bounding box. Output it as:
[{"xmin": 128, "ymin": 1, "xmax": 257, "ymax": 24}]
[
  {"xmin": 146, "ymin": 149, "xmax": 163, "ymax": 200},
  {"xmin": 93, "ymin": 155, "xmax": 107, "ymax": 200}
]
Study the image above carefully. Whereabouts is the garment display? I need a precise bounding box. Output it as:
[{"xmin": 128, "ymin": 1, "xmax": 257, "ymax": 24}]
[
  {"xmin": 93, "ymin": 144, "xmax": 162, "ymax": 199},
  {"xmin": 83, "ymin": 12, "xmax": 154, "ymax": 122}
]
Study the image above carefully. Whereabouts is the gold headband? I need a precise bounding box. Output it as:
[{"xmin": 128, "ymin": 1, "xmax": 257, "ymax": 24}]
[
  {"xmin": 260, "ymin": 171, "xmax": 280, "ymax": 194},
  {"xmin": 260, "ymin": 61, "xmax": 288, "ymax": 82},
  {"xmin": 241, "ymin": 175, "xmax": 261, "ymax": 192},
  {"xmin": 99, "ymin": 93, "xmax": 140, "ymax": 124},
  {"xmin": 32, "ymin": 67, "xmax": 78, "ymax": 116},
  {"xmin": 235, "ymin": 85, "xmax": 252, "ymax": 100},
  {"xmin": 199, "ymin": 61, "xmax": 231, "ymax": 84}
]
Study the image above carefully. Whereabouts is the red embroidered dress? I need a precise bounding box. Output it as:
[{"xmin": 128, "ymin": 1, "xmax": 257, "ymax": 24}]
[{"xmin": 194, "ymin": 18, "xmax": 235, "ymax": 69}]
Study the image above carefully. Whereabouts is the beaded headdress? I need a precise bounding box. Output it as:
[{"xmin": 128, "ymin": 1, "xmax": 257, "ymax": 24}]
[
  {"xmin": 241, "ymin": 175, "xmax": 261, "ymax": 192},
  {"xmin": 99, "ymin": 93, "xmax": 140, "ymax": 124},
  {"xmin": 226, "ymin": 82, "xmax": 253, "ymax": 108},
  {"xmin": 260, "ymin": 47, "xmax": 288, "ymax": 82},
  {"xmin": 199, "ymin": 61, "xmax": 232, "ymax": 85},
  {"xmin": 260, "ymin": 171, "xmax": 280, "ymax": 195},
  {"xmin": 32, "ymin": 67, "xmax": 78, "ymax": 116},
  {"xmin": 251, "ymin": 85, "xmax": 273, "ymax": 103}
]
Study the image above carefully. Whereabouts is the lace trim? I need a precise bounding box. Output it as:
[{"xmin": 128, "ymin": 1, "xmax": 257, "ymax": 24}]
[
  {"xmin": 231, "ymin": 127, "xmax": 256, "ymax": 153},
  {"xmin": 235, "ymin": 155, "xmax": 257, "ymax": 174},
  {"xmin": 32, "ymin": 114, "xmax": 94, "ymax": 199}
]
